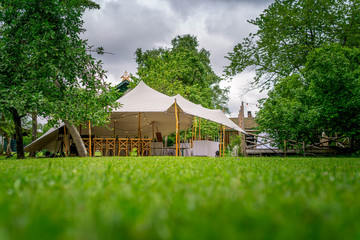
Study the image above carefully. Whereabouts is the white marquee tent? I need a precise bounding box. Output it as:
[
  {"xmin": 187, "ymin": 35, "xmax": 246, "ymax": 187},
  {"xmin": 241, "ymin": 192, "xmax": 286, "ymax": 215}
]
[
  {"xmin": 110, "ymin": 81, "xmax": 245, "ymax": 137},
  {"xmin": 25, "ymin": 81, "xmax": 245, "ymax": 153}
]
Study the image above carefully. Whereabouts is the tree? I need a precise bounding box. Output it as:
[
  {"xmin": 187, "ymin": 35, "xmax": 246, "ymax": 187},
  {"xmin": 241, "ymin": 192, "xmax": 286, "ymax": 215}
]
[
  {"xmin": 29, "ymin": 112, "xmax": 37, "ymax": 158},
  {"xmin": 133, "ymin": 35, "xmax": 229, "ymax": 138},
  {"xmin": 225, "ymin": 0, "xmax": 360, "ymax": 89},
  {"xmin": 0, "ymin": 0, "xmax": 119, "ymax": 159},
  {"xmin": 133, "ymin": 35, "xmax": 229, "ymax": 110},
  {"xmin": 304, "ymin": 45, "xmax": 360, "ymax": 142},
  {"xmin": 0, "ymin": 111, "xmax": 14, "ymax": 155},
  {"xmin": 256, "ymin": 45, "xmax": 360, "ymax": 148},
  {"xmin": 256, "ymin": 74, "xmax": 319, "ymax": 144}
]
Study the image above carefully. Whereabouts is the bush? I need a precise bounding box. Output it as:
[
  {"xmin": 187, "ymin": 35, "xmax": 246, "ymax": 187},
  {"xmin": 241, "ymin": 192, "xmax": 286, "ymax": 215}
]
[
  {"xmin": 229, "ymin": 135, "xmax": 242, "ymax": 157},
  {"xmin": 130, "ymin": 148, "xmax": 138, "ymax": 157}
]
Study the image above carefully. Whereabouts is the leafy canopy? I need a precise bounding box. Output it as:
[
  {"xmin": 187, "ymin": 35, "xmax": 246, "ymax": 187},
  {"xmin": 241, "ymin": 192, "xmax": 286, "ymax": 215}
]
[
  {"xmin": 133, "ymin": 34, "xmax": 229, "ymax": 110},
  {"xmin": 0, "ymin": 0, "xmax": 119, "ymax": 158},
  {"xmin": 256, "ymin": 45, "xmax": 360, "ymax": 145},
  {"xmin": 0, "ymin": 0, "xmax": 119, "ymax": 126},
  {"xmin": 225, "ymin": 0, "xmax": 360, "ymax": 89}
]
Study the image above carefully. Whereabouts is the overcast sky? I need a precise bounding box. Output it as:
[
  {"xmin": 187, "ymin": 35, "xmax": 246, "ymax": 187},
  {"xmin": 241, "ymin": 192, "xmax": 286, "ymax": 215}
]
[{"xmin": 82, "ymin": 0, "xmax": 274, "ymax": 117}]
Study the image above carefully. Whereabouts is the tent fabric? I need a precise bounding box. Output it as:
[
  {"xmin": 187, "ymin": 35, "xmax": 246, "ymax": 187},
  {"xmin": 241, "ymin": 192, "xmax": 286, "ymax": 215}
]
[
  {"xmin": 113, "ymin": 81, "xmax": 175, "ymax": 112},
  {"xmin": 112, "ymin": 81, "xmax": 246, "ymax": 136},
  {"xmin": 174, "ymin": 94, "xmax": 244, "ymax": 133},
  {"xmin": 25, "ymin": 81, "xmax": 246, "ymax": 153},
  {"xmin": 24, "ymin": 123, "xmax": 66, "ymax": 153}
]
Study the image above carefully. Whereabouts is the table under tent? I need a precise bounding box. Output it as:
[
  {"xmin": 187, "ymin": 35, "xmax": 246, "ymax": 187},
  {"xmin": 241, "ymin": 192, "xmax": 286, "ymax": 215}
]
[{"xmin": 25, "ymin": 81, "xmax": 246, "ymax": 157}]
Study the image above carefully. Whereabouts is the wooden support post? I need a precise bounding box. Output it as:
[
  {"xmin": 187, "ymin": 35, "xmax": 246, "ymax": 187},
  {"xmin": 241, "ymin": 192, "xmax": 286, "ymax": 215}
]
[
  {"xmin": 138, "ymin": 113, "xmax": 141, "ymax": 139},
  {"xmin": 284, "ymin": 140, "xmax": 287, "ymax": 158},
  {"xmin": 222, "ymin": 125, "xmax": 225, "ymax": 157},
  {"xmin": 303, "ymin": 141, "xmax": 305, "ymax": 156},
  {"xmin": 219, "ymin": 124, "xmax": 222, "ymax": 157},
  {"xmin": 88, "ymin": 120, "xmax": 92, "ymax": 157},
  {"xmin": 194, "ymin": 117, "xmax": 197, "ymax": 141},
  {"xmin": 152, "ymin": 121, "xmax": 155, "ymax": 140},
  {"xmin": 199, "ymin": 118, "xmax": 201, "ymax": 140},
  {"xmin": 238, "ymin": 101, "xmax": 246, "ymax": 156},
  {"xmin": 179, "ymin": 111, "xmax": 181, "ymax": 155},
  {"xmin": 64, "ymin": 126, "xmax": 67, "ymax": 157},
  {"xmin": 222, "ymin": 108, "xmax": 225, "ymax": 157},
  {"xmin": 175, "ymin": 100, "xmax": 179, "ymax": 157},
  {"xmin": 113, "ymin": 119, "xmax": 116, "ymax": 136},
  {"xmin": 191, "ymin": 117, "xmax": 194, "ymax": 148}
]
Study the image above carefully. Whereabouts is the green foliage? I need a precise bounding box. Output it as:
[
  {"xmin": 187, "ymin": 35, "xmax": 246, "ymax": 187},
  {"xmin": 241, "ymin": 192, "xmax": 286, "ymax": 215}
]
[
  {"xmin": 0, "ymin": 112, "xmax": 14, "ymax": 137},
  {"xmin": 229, "ymin": 134, "xmax": 242, "ymax": 156},
  {"xmin": 132, "ymin": 34, "xmax": 229, "ymax": 110},
  {"xmin": 22, "ymin": 135, "xmax": 32, "ymax": 147},
  {"xmin": 0, "ymin": 157, "xmax": 360, "ymax": 239},
  {"xmin": 225, "ymin": 0, "xmax": 360, "ymax": 89},
  {"xmin": 166, "ymin": 135, "xmax": 175, "ymax": 146},
  {"xmin": 256, "ymin": 45, "xmax": 360, "ymax": 145},
  {"xmin": 304, "ymin": 45, "xmax": 360, "ymax": 138},
  {"xmin": 37, "ymin": 122, "xmax": 54, "ymax": 138},
  {"xmin": 0, "ymin": 0, "xmax": 120, "ymax": 158},
  {"xmin": 130, "ymin": 148, "xmax": 138, "ymax": 157},
  {"xmin": 0, "ymin": 0, "xmax": 119, "ymax": 125}
]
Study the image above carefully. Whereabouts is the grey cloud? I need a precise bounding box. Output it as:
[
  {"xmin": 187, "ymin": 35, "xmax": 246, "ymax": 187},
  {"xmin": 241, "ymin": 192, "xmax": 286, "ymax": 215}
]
[
  {"xmin": 167, "ymin": 0, "xmax": 273, "ymax": 19},
  {"xmin": 196, "ymin": 2, "xmax": 272, "ymax": 74},
  {"xmin": 80, "ymin": 0, "xmax": 273, "ymax": 113},
  {"xmin": 82, "ymin": 0, "xmax": 176, "ymax": 81}
]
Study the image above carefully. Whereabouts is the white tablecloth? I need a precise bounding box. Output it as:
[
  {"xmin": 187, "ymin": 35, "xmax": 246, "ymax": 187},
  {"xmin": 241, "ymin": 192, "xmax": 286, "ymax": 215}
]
[
  {"xmin": 192, "ymin": 140, "xmax": 219, "ymax": 157},
  {"xmin": 151, "ymin": 142, "xmax": 191, "ymax": 156},
  {"xmin": 180, "ymin": 143, "xmax": 191, "ymax": 156},
  {"xmin": 151, "ymin": 142, "xmax": 164, "ymax": 156}
]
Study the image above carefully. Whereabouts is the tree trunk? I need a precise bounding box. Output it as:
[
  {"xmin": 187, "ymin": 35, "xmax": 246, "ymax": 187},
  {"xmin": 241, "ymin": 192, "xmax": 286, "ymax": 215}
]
[
  {"xmin": 1, "ymin": 114, "xmax": 5, "ymax": 155},
  {"xmin": 4, "ymin": 132, "xmax": 11, "ymax": 156},
  {"xmin": 0, "ymin": 132, "xmax": 3, "ymax": 155},
  {"xmin": 29, "ymin": 112, "xmax": 38, "ymax": 157},
  {"xmin": 9, "ymin": 108, "xmax": 25, "ymax": 159},
  {"xmin": 63, "ymin": 120, "xmax": 88, "ymax": 157}
]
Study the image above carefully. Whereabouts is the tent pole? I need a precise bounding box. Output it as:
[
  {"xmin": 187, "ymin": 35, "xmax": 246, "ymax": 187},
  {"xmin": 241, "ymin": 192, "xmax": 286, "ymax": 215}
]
[
  {"xmin": 175, "ymin": 100, "xmax": 179, "ymax": 157},
  {"xmin": 64, "ymin": 126, "xmax": 67, "ymax": 157},
  {"xmin": 191, "ymin": 117, "xmax": 194, "ymax": 148},
  {"xmin": 152, "ymin": 121, "xmax": 155, "ymax": 140},
  {"xmin": 178, "ymin": 108, "xmax": 181, "ymax": 156},
  {"xmin": 114, "ymin": 119, "xmax": 116, "ymax": 137},
  {"xmin": 219, "ymin": 124, "xmax": 222, "ymax": 157},
  {"xmin": 138, "ymin": 113, "xmax": 141, "ymax": 139},
  {"xmin": 194, "ymin": 117, "xmax": 197, "ymax": 141},
  {"xmin": 88, "ymin": 120, "xmax": 92, "ymax": 157},
  {"xmin": 199, "ymin": 118, "xmax": 201, "ymax": 140},
  {"xmin": 222, "ymin": 125, "xmax": 225, "ymax": 157},
  {"xmin": 222, "ymin": 108, "xmax": 225, "ymax": 157}
]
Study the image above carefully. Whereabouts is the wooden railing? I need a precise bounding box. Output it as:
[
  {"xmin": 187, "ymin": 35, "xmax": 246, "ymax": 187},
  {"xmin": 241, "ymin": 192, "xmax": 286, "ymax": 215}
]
[{"xmin": 244, "ymin": 132, "xmax": 351, "ymax": 156}]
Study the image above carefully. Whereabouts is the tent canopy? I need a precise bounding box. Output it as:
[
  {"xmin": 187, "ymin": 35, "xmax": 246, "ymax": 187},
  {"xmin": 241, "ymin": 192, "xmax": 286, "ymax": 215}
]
[
  {"xmin": 24, "ymin": 123, "xmax": 66, "ymax": 153},
  {"xmin": 25, "ymin": 81, "xmax": 245, "ymax": 153},
  {"xmin": 111, "ymin": 81, "xmax": 246, "ymax": 137}
]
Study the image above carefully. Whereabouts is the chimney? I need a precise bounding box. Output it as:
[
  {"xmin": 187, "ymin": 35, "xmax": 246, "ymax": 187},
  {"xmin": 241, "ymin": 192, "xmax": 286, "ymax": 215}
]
[
  {"xmin": 247, "ymin": 111, "xmax": 252, "ymax": 118},
  {"xmin": 238, "ymin": 102, "xmax": 244, "ymax": 128}
]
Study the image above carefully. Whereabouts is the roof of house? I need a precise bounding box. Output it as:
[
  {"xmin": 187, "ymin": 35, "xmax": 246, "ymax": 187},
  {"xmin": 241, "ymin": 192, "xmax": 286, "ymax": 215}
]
[
  {"xmin": 228, "ymin": 116, "xmax": 258, "ymax": 131},
  {"xmin": 244, "ymin": 117, "xmax": 258, "ymax": 129},
  {"xmin": 115, "ymin": 80, "xmax": 130, "ymax": 94}
]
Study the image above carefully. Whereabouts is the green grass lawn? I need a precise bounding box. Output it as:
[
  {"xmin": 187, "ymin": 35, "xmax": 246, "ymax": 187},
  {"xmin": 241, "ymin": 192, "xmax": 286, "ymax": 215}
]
[{"xmin": 0, "ymin": 156, "xmax": 359, "ymax": 240}]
